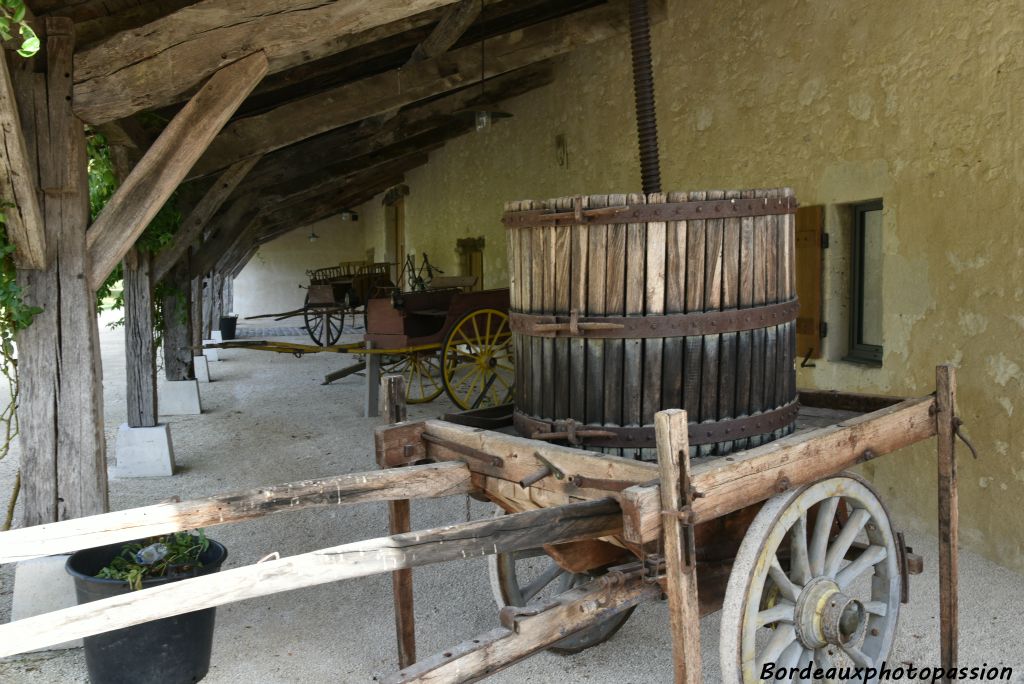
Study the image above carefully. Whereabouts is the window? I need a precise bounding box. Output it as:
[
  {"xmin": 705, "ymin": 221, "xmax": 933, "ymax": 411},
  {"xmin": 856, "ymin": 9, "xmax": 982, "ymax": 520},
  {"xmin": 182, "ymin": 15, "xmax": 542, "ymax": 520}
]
[{"xmin": 847, "ymin": 199, "xmax": 883, "ymax": 365}]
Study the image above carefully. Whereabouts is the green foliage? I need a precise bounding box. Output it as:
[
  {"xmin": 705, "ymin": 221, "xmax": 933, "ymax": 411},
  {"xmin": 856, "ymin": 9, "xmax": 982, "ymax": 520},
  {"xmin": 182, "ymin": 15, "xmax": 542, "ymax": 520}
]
[
  {"xmin": 0, "ymin": 0, "xmax": 39, "ymax": 57},
  {"xmin": 95, "ymin": 530, "xmax": 210, "ymax": 591}
]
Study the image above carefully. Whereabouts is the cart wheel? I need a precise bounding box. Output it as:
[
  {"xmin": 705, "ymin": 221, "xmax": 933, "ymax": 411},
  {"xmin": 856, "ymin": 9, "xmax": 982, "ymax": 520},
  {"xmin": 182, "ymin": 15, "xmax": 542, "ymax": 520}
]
[
  {"xmin": 720, "ymin": 474, "xmax": 901, "ymax": 682},
  {"xmin": 487, "ymin": 508, "xmax": 634, "ymax": 655},
  {"xmin": 442, "ymin": 308, "xmax": 514, "ymax": 410},
  {"xmin": 380, "ymin": 351, "xmax": 444, "ymax": 404},
  {"xmin": 303, "ymin": 295, "xmax": 345, "ymax": 346}
]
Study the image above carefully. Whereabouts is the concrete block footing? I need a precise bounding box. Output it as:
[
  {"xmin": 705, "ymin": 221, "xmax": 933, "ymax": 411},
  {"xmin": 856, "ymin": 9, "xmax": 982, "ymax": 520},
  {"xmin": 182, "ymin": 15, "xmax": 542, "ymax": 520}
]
[
  {"xmin": 160, "ymin": 379, "xmax": 202, "ymax": 415},
  {"xmin": 202, "ymin": 344, "xmax": 220, "ymax": 362},
  {"xmin": 11, "ymin": 555, "xmax": 83, "ymax": 650},
  {"xmin": 110, "ymin": 423, "xmax": 176, "ymax": 477},
  {"xmin": 194, "ymin": 355, "xmax": 211, "ymax": 381}
]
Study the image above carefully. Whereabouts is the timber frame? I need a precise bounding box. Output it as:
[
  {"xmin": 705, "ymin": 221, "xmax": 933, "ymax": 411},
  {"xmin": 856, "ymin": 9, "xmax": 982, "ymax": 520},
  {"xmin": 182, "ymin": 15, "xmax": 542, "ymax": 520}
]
[{"xmin": 0, "ymin": 366, "xmax": 962, "ymax": 682}]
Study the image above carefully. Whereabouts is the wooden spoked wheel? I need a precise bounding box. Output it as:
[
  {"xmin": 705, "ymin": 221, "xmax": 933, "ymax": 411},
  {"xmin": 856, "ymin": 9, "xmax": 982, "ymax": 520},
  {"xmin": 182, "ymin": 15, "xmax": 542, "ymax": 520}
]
[
  {"xmin": 442, "ymin": 308, "xmax": 514, "ymax": 410},
  {"xmin": 487, "ymin": 509, "xmax": 634, "ymax": 655},
  {"xmin": 380, "ymin": 351, "xmax": 444, "ymax": 404},
  {"xmin": 303, "ymin": 294, "xmax": 345, "ymax": 346},
  {"xmin": 720, "ymin": 474, "xmax": 901, "ymax": 682}
]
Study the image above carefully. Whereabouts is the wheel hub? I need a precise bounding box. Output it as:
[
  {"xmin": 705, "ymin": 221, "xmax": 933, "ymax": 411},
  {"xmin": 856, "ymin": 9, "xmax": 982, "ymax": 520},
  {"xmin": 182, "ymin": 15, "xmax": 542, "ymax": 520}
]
[{"xmin": 794, "ymin": 577, "xmax": 868, "ymax": 649}]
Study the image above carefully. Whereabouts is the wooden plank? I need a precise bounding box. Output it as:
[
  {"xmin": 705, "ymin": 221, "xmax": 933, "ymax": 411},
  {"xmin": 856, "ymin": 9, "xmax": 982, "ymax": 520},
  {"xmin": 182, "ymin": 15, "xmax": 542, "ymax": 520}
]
[
  {"xmin": 86, "ymin": 52, "xmax": 268, "ymax": 290},
  {"xmin": 72, "ymin": 0, "xmax": 463, "ymax": 124},
  {"xmin": 381, "ymin": 375, "xmax": 417, "ymax": 669},
  {"xmin": 0, "ymin": 461, "xmax": 472, "ymax": 564},
  {"xmin": 553, "ymin": 218, "xmax": 572, "ymax": 420},
  {"xmin": 0, "ymin": 498, "xmax": 623, "ymax": 656},
  {"xmin": 622, "ymin": 193, "xmax": 646, "ymax": 439},
  {"xmin": 191, "ymin": 2, "xmax": 642, "ymax": 176},
  {"xmin": 530, "ymin": 217, "xmax": 544, "ymax": 418},
  {"xmin": 623, "ymin": 396, "xmax": 937, "ymax": 542},
  {"xmin": 683, "ymin": 191, "xmax": 706, "ymax": 426},
  {"xmin": 661, "ymin": 192, "xmax": 687, "ymax": 415},
  {"xmin": 749, "ymin": 189, "xmax": 768, "ymax": 445},
  {"xmin": 123, "ymin": 248, "xmax": 157, "ymax": 427},
  {"xmin": 152, "ymin": 156, "xmax": 261, "ymax": 282},
  {"xmin": 603, "ymin": 194, "xmax": 627, "ymax": 433},
  {"xmin": 568, "ymin": 199, "xmax": 588, "ymax": 423},
  {"xmin": 586, "ymin": 194, "xmax": 608, "ymax": 425},
  {"xmin": 734, "ymin": 189, "xmax": 756, "ymax": 452},
  {"xmin": 656, "ymin": 409, "xmax": 702, "ymax": 683},
  {"xmin": 541, "ymin": 205, "xmax": 558, "ymax": 420},
  {"xmin": 642, "ymin": 192, "xmax": 667, "ymax": 424},
  {"xmin": 700, "ymin": 190, "xmax": 725, "ymax": 456},
  {"xmin": 384, "ymin": 574, "xmax": 660, "ymax": 683},
  {"xmin": 519, "ymin": 208, "xmax": 534, "ymax": 415},
  {"xmin": 0, "ymin": 51, "xmax": 45, "ymax": 269},
  {"xmin": 717, "ymin": 189, "xmax": 741, "ymax": 454},
  {"xmin": 798, "ymin": 388, "xmax": 904, "ymax": 413},
  {"xmin": 936, "ymin": 364, "xmax": 959, "ymax": 678},
  {"xmin": 763, "ymin": 188, "xmax": 780, "ymax": 415}
]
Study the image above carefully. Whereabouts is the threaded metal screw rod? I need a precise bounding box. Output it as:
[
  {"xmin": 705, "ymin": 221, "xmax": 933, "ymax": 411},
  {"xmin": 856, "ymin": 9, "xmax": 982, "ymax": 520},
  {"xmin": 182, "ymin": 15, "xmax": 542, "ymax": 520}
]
[{"xmin": 628, "ymin": 0, "xmax": 662, "ymax": 195}]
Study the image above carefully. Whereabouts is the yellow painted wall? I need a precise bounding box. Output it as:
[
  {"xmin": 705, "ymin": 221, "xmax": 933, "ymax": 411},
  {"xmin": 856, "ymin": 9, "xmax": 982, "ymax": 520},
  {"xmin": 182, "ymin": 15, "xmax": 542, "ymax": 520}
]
[
  {"xmin": 234, "ymin": 215, "xmax": 368, "ymax": 321},
  {"xmin": 354, "ymin": 0, "xmax": 1024, "ymax": 568}
]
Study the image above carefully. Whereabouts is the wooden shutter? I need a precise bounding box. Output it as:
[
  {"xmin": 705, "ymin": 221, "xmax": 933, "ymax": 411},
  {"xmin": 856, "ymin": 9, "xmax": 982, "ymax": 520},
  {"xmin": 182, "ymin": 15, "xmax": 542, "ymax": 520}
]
[{"xmin": 795, "ymin": 205, "xmax": 825, "ymax": 359}]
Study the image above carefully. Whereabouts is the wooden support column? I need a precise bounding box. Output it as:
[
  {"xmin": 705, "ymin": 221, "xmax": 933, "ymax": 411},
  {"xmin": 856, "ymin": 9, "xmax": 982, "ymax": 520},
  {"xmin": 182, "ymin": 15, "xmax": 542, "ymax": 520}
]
[
  {"xmin": 161, "ymin": 260, "xmax": 193, "ymax": 381},
  {"xmin": 189, "ymin": 249, "xmax": 204, "ymax": 351},
  {"xmin": 936, "ymin": 364, "xmax": 959, "ymax": 681},
  {"xmin": 655, "ymin": 409, "xmax": 702, "ymax": 684},
  {"xmin": 14, "ymin": 18, "xmax": 108, "ymax": 524},
  {"xmin": 123, "ymin": 247, "xmax": 157, "ymax": 427},
  {"xmin": 210, "ymin": 270, "xmax": 224, "ymax": 331},
  {"xmin": 378, "ymin": 375, "xmax": 416, "ymax": 669}
]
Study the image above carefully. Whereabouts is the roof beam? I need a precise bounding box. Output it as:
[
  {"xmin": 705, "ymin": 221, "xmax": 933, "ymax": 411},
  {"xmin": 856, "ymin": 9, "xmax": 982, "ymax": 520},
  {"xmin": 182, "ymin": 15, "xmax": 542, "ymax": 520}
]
[
  {"xmin": 151, "ymin": 155, "xmax": 261, "ymax": 282},
  {"xmin": 85, "ymin": 51, "xmax": 268, "ymax": 291},
  {"xmin": 190, "ymin": 193, "xmax": 260, "ymax": 278},
  {"xmin": 190, "ymin": 1, "xmax": 638, "ymax": 177},
  {"xmin": 0, "ymin": 51, "xmax": 45, "ymax": 269},
  {"xmin": 72, "ymin": 0, "xmax": 463, "ymax": 124}
]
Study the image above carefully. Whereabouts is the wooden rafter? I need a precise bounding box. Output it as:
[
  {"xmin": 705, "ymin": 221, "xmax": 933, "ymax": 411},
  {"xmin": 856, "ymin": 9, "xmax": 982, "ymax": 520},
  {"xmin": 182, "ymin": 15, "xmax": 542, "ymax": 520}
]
[
  {"xmin": 151, "ymin": 155, "xmax": 260, "ymax": 282},
  {"xmin": 189, "ymin": 193, "xmax": 259, "ymax": 278},
  {"xmin": 72, "ymin": 0, "xmax": 464, "ymax": 124},
  {"xmin": 190, "ymin": 1, "xmax": 637, "ymax": 177},
  {"xmin": 0, "ymin": 52, "xmax": 45, "ymax": 269},
  {"xmin": 85, "ymin": 51, "xmax": 268, "ymax": 291}
]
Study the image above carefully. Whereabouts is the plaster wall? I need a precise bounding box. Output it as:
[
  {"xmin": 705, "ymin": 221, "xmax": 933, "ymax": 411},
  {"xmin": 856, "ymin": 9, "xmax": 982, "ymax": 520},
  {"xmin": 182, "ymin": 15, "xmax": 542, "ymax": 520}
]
[
  {"xmin": 352, "ymin": 0, "xmax": 1024, "ymax": 570},
  {"xmin": 234, "ymin": 215, "xmax": 368, "ymax": 320}
]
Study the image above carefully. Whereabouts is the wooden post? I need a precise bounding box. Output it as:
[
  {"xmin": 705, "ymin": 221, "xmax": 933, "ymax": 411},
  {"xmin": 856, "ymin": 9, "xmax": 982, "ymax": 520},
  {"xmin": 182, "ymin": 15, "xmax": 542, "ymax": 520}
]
[
  {"xmin": 123, "ymin": 247, "xmax": 157, "ymax": 427},
  {"xmin": 14, "ymin": 18, "xmax": 109, "ymax": 523},
  {"xmin": 162, "ymin": 260, "xmax": 194, "ymax": 381},
  {"xmin": 365, "ymin": 342, "xmax": 381, "ymax": 418},
  {"xmin": 655, "ymin": 409, "xmax": 702, "ymax": 684},
  {"xmin": 379, "ymin": 374, "xmax": 416, "ymax": 668},
  {"xmin": 936, "ymin": 364, "xmax": 958, "ymax": 680},
  {"xmin": 189, "ymin": 252, "xmax": 204, "ymax": 351}
]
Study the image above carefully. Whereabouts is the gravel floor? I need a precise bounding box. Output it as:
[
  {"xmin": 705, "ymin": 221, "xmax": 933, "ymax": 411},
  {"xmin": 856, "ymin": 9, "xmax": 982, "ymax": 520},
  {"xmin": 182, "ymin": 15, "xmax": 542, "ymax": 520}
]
[{"xmin": 1, "ymin": 314, "xmax": 1022, "ymax": 682}]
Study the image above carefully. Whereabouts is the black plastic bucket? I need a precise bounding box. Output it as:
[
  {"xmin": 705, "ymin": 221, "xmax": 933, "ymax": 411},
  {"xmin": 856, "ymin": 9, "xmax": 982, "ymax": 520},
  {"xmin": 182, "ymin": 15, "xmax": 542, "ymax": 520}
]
[
  {"xmin": 218, "ymin": 315, "xmax": 238, "ymax": 340},
  {"xmin": 66, "ymin": 539, "xmax": 228, "ymax": 684}
]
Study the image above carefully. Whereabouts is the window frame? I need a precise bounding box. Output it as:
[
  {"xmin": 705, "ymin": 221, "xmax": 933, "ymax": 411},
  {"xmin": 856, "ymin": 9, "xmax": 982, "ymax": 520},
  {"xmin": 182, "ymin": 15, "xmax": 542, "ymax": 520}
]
[{"xmin": 846, "ymin": 199, "xmax": 884, "ymax": 366}]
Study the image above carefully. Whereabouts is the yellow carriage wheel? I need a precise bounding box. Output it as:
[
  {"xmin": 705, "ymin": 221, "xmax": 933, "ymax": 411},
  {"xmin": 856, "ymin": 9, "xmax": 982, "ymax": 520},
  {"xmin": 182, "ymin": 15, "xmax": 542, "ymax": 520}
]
[
  {"xmin": 380, "ymin": 350, "xmax": 445, "ymax": 404},
  {"xmin": 442, "ymin": 308, "xmax": 514, "ymax": 410}
]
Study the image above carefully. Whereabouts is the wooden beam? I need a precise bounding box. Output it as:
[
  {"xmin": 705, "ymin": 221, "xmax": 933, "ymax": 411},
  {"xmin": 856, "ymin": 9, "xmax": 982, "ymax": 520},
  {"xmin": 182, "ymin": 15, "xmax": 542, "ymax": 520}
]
[
  {"xmin": 0, "ymin": 498, "xmax": 622, "ymax": 656},
  {"xmin": 72, "ymin": 0, "xmax": 463, "ymax": 124},
  {"xmin": 69, "ymin": 0, "xmax": 198, "ymax": 48},
  {"xmin": 621, "ymin": 396, "xmax": 938, "ymax": 544},
  {"xmin": 936, "ymin": 364, "xmax": 959, "ymax": 678},
  {"xmin": 0, "ymin": 461, "xmax": 472, "ymax": 563},
  {"xmin": 152, "ymin": 155, "xmax": 260, "ymax": 282},
  {"xmin": 191, "ymin": 1, "xmax": 638, "ymax": 176},
  {"xmin": 655, "ymin": 409, "xmax": 702, "ymax": 684},
  {"xmin": 212, "ymin": 63, "xmax": 553, "ymax": 185},
  {"xmin": 0, "ymin": 52, "xmax": 45, "ymax": 268},
  {"xmin": 411, "ymin": 0, "xmax": 481, "ymax": 62},
  {"xmin": 123, "ymin": 247, "xmax": 156, "ymax": 427},
  {"xmin": 85, "ymin": 51, "xmax": 268, "ymax": 291},
  {"xmin": 190, "ymin": 194, "xmax": 259, "ymax": 278},
  {"xmin": 385, "ymin": 573, "xmax": 660, "ymax": 683}
]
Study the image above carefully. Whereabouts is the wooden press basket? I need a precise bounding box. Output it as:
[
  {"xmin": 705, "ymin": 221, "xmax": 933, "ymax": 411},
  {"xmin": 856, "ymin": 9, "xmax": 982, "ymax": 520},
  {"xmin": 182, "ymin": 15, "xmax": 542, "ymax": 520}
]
[{"xmin": 504, "ymin": 189, "xmax": 799, "ymax": 458}]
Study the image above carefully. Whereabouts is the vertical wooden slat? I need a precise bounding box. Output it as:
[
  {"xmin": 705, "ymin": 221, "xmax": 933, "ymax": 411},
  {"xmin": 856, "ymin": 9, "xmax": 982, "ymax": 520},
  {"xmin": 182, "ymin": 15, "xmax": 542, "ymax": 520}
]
[
  {"xmin": 622, "ymin": 193, "xmax": 647, "ymax": 449},
  {"xmin": 749, "ymin": 189, "xmax": 768, "ymax": 447},
  {"xmin": 380, "ymin": 374, "xmax": 416, "ymax": 669},
  {"xmin": 641, "ymin": 193, "xmax": 667, "ymax": 426},
  {"xmin": 569, "ymin": 200, "xmax": 588, "ymax": 424},
  {"xmin": 733, "ymin": 189, "xmax": 756, "ymax": 453},
  {"xmin": 936, "ymin": 364, "xmax": 959, "ymax": 680},
  {"xmin": 762, "ymin": 189, "xmax": 779, "ymax": 422},
  {"xmin": 656, "ymin": 409, "xmax": 702, "ymax": 684},
  {"xmin": 718, "ymin": 189, "xmax": 742, "ymax": 455},
  {"xmin": 541, "ymin": 209, "xmax": 557, "ymax": 420},
  {"xmin": 682, "ymin": 191, "xmax": 706, "ymax": 428},
  {"xmin": 662, "ymin": 191, "xmax": 687, "ymax": 415},
  {"xmin": 780, "ymin": 187, "xmax": 797, "ymax": 413},
  {"xmin": 699, "ymin": 190, "xmax": 724, "ymax": 457},
  {"xmin": 586, "ymin": 194, "xmax": 609, "ymax": 426},
  {"xmin": 603, "ymin": 193, "xmax": 627, "ymax": 433},
  {"xmin": 553, "ymin": 219, "xmax": 572, "ymax": 420},
  {"xmin": 519, "ymin": 205, "xmax": 534, "ymax": 416}
]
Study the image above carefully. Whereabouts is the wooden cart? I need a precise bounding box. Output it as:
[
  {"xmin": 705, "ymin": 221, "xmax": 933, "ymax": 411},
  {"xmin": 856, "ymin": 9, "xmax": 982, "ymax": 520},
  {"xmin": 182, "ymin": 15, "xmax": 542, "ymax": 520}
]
[
  {"xmin": 0, "ymin": 366, "xmax": 964, "ymax": 684},
  {"xmin": 211, "ymin": 286, "xmax": 515, "ymax": 411},
  {"xmin": 302, "ymin": 261, "xmax": 392, "ymax": 345}
]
